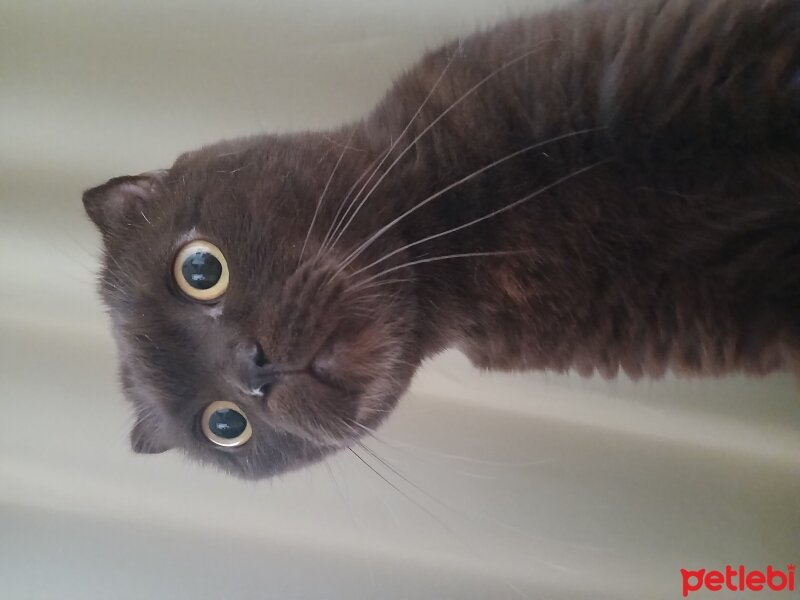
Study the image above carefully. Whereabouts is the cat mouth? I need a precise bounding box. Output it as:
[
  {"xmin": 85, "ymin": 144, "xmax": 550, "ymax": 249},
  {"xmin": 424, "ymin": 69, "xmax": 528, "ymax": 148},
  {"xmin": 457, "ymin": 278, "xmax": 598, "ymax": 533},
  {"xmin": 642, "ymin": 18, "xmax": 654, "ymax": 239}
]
[
  {"xmin": 306, "ymin": 365, "xmax": 357, "ymax": 394},
  {"xmin": 244, "ymin": 363, "xmax": 362, "ymax": 399},
  {"xmin": 305, "ymin": 326, "xmax": 370, "ymax": 395},
  {"xmin": 307, "ymin": 347, "xmax": 368, "ymax": 395}
]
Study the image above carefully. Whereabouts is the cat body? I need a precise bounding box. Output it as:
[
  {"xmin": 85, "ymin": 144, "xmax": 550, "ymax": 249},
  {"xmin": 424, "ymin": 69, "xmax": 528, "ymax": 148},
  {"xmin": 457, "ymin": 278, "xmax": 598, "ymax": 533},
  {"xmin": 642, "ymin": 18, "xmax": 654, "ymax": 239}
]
[{"xmin": 83, "ymin": 0, "xmax": 800, "ymax": 478}]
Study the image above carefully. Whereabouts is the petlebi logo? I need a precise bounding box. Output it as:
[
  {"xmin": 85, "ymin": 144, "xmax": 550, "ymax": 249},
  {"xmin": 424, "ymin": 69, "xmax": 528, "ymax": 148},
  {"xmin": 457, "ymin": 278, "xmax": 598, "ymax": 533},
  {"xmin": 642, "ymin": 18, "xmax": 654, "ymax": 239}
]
[{"xmin": 681, "ymin": 564, "xmax": 796, "ymax": 597}]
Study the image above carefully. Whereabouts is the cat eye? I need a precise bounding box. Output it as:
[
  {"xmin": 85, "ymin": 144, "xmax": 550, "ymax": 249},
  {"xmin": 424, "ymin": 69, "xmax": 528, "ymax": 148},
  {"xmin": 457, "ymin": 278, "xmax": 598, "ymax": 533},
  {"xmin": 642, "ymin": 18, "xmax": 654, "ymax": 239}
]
[
  {"xmin": 173, "ymin": 240, "xmax": 229, "ymax": 302},
  {"xmin": 201, "ymin": 401, "xmax": 252, "ymax": 447}
]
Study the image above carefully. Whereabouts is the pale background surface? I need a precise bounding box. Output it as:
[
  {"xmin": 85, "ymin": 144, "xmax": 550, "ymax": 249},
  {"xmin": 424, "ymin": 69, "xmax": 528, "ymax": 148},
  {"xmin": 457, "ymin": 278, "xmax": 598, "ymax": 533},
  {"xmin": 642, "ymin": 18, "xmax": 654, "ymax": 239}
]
[{"xmin": 1, "ymin": 1, "xmax": 798, "ymax": 599}]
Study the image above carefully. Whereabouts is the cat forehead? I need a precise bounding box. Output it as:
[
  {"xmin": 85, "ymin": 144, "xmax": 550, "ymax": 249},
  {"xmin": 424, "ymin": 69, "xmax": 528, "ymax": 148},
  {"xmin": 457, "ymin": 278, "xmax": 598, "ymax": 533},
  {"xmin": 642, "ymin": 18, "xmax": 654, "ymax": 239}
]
[
  {"xmin": 168, "ymin": 157, "xmax": 301, "ymax": 212},
  {"xmin": 173, "ymin": 135, "xmax": 305, "ymax": 172}
]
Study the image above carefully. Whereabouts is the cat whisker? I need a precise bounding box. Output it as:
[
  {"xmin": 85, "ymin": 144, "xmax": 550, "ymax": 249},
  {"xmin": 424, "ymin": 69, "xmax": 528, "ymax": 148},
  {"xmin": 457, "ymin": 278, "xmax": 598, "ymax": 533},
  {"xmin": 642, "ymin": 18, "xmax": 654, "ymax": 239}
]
[
  {"xmin": 348, "ymin": 418, "xmax": 555, "ymax": 468},
  {"xmin": 347, "ymin": 277, "xmax": 415, "ymax": 291},
  {"xmin": 326, "ymin": 41, "xmax": 555, "ymax": 255},
  {"xmin": 351, "ymin": 249, "xmax": 536, "ymax": 291},
  {"xmin": 340, "ymin": 278, "xmax": 415, "ymax": 302},
  {"xmin": 349, "ymin": 421, "xmax": 612, "ymax": 560},
  {"xmin": 347, "ymin": 158, "xmax": 612, "ymax": 288},
  {"xmin": 298, "ymin": 130, "xmax": 355, "ymax": 269},
  {"xmin": 346, "ymin": 445, "xmax": 481, "ymax": 563},
  {"xmin": 320, "ymin": 133, "xmax": 367, "ymax": 154},
  {"xmin": 319, "ymin": 43, "xmax": 464, "ymax": 257},
  {"xmin": 347, "ymin": 444, "xmax": 531, "ymax": 599},
  {"xmin": 342, "ymin": 419, "xmax": 539, "ymax": 481},
  {"xmin": 334, "ymin": 127, "xmax": 605, "ymax": 277},
  {"xmin": 304, "ymin": 412, "xmax": 352, "ymax": 448},
  {"xmin": 317, "ymin": 147, "xmax": 392, "ymax": 259},
  {"xmin": 357, "ymin": 442, "xmax": 546, "ymax": 538},
  {"xmin": 215, "ymin": 149, "xmax": 246, "ymax": 159}
]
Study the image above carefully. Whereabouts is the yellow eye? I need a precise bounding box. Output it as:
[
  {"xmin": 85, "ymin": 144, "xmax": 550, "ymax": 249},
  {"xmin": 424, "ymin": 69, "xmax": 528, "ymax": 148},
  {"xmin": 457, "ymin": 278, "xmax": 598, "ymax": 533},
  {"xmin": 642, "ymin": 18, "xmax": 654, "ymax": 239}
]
[
  {"xmin": 173, "ymin": 240, "xmax": 229, "ymax": 301},
  {"xmin": 201, "ymin": 401, "xmax": 252, "ymax": 447}
]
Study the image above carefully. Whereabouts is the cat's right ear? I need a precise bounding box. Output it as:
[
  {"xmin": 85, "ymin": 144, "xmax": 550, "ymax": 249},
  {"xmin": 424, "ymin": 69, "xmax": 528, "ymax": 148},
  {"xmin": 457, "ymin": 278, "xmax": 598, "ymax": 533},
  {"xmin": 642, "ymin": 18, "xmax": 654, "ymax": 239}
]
[
  {"xmin": 82, "ymin": 170, "xmax": 167, "ymax": 235},
  {"xmin": 130, "ymin": 411, "xmax": 173, "ymax": 455}
]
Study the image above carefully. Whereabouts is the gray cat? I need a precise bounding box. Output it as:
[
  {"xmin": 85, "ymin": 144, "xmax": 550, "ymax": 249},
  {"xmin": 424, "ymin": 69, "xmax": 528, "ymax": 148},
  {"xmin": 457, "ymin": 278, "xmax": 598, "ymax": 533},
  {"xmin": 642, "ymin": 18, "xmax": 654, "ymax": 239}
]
[{"xmin": 83, "ymin": 0, "xmax": 800, "ymax": 479}]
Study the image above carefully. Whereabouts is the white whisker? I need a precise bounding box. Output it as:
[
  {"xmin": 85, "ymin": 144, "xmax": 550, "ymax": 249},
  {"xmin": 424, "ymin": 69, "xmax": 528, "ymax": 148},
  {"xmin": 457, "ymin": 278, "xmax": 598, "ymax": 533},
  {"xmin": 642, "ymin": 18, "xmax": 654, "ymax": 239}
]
[
  {"xmin": 320, "ymin": 43, "xmax": 465, "ymax": 256},
  {"xmin": 317, "ymin": 147, "xmax": 391, "ymax": 258},
  {"xmin": 353, "ymin": 249, "xmax": 535, "ymax": 290},
  {"xmin": 335, "ymin": 128, "xmax": 604, "ymax": 277},
  {"xmin": 327, "ymin": 41, "xmax": 555, "ymax": 254},
  {"xmin": 350, "ymin": 158, "xmax": 611, "ymax": 286},
  {"xmin": 347, "ymin": 445, "xmax": 531, "ymax": 599},
  {"xmin": 298, "ymin": 130, "xmax": 355, "ymax": 268}
]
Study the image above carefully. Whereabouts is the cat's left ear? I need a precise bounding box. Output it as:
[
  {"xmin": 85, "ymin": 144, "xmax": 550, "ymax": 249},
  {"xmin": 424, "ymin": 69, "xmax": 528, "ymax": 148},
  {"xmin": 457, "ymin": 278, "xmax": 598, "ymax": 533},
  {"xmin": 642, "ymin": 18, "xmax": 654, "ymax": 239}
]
[{"xmin": 82, "ymin": 170, "xmax": 167, "ymax": 235}]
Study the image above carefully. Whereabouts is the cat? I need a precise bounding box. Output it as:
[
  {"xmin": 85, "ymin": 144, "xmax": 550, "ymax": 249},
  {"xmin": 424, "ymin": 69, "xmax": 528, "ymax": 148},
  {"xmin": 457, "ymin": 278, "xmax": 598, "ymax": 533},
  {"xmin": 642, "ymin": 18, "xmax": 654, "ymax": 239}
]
[{"xmin": 83, "ymin": 0, "xmax": 800, "ymax": 479}]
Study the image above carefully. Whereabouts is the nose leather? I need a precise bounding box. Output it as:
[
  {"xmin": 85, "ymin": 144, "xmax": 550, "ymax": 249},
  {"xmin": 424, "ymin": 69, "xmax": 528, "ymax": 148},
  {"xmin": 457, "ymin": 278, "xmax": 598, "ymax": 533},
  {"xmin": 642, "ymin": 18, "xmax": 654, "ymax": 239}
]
[
  {"xmin": 231, "ymin": 342, "xmax": 277, "ymax": 396},
  {"xmin": 233, "ymin": 342, "xmax": 306, "ymax": 396}
]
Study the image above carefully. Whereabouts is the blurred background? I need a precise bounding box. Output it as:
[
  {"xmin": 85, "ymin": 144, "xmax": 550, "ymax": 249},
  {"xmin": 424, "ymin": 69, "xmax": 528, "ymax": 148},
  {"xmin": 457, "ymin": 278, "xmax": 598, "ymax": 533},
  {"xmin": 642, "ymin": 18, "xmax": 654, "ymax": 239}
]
[{"xmin": 1, "ymin": 1, "xmax": 798, "ymax": 598}]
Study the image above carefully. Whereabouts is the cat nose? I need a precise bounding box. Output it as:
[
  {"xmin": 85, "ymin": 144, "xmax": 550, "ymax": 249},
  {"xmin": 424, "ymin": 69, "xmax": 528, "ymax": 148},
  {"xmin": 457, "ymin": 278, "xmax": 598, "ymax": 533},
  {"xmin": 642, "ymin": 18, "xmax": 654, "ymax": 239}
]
[
  {"xmin": 239, "ymin": 341, "xmax": 275, "ymax": 396},
  {"xmin": 252, "ymin": 341, "xmax": 269, "ymax": 367}
]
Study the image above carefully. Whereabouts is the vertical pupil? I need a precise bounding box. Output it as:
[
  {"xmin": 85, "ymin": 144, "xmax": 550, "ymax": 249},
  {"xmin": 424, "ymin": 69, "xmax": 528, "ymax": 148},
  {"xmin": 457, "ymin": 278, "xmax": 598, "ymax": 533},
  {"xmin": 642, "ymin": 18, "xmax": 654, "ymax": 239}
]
[
  {"xmin": 208, "ymin": 408, "xmax": 247, "ymax": 439},
  {"xmin": 182, "ymin": 251, "xmax": 222, "ymax": 290}
]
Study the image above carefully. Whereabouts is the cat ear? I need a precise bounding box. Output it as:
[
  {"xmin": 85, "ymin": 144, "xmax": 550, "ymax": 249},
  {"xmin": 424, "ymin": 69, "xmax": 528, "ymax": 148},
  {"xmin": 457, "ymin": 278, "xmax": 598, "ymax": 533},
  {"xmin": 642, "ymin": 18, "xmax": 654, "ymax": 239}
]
[
  {"xmin": 82, "ymin": 170, "xmax": 167, "ymax": 234},
  {"xmin": 130, "ymin": 411, "xmax": 173, "ymax": 455}
]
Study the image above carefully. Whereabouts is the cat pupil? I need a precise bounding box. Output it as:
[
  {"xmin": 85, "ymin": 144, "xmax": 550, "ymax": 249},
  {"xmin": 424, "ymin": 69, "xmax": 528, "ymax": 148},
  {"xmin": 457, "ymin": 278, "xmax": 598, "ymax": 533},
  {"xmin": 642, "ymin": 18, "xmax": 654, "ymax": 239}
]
[
  {"xmin": 181, "ymin": 251, "xmax": 222, "ymax": 290},
  {"xmin": 208, "ymin": 408, "xmax": 247, "ymax": 439}
]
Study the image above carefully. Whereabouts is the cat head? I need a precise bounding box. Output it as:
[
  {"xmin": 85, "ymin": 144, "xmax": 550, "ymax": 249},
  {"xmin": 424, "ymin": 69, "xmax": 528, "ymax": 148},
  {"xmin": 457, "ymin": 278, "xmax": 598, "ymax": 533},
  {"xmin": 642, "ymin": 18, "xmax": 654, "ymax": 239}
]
[{"xmin": 83, "ymin": 133, "xmax": 422, "ymax": 479}]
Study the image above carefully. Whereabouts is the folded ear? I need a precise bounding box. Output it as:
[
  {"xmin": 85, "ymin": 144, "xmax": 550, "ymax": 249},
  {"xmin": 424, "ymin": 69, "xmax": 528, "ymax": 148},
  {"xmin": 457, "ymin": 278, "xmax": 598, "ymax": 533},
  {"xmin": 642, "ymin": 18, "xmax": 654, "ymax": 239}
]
[
  {"xmin": 130, "ymin": 411, "xmax": 173, "ymax": 455},
  {"xmin": 82, "ymin": 170, "xmax": 167, "ymax": 234}
]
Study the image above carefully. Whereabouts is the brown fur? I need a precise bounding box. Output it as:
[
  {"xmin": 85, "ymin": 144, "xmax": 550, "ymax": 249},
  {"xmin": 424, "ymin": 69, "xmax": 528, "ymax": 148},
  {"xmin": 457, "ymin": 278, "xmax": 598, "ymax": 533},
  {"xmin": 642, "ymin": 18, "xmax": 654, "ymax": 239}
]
[{"xmin": 83, "ymin": 0, "xmax": 800, "ymax": 479}]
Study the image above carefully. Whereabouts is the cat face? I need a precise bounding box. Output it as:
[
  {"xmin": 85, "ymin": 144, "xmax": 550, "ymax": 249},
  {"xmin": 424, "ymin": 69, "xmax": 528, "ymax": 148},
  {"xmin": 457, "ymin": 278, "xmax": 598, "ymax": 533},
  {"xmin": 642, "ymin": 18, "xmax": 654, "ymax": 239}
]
[{"xmin": 83, "ymin": 135, "xmax": 421, "ymax": 479}]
